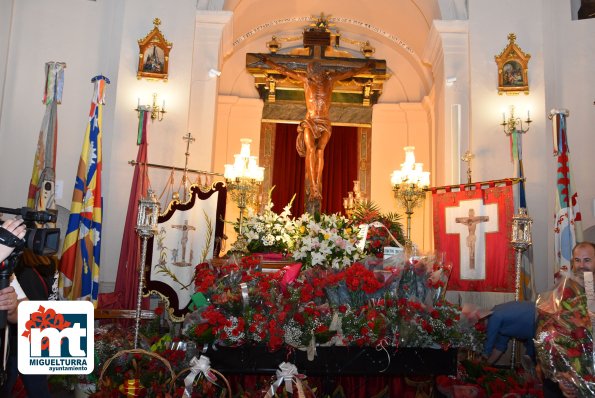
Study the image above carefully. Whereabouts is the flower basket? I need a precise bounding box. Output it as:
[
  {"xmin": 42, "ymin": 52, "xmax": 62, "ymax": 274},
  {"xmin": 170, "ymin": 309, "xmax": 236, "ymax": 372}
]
[
  {"xmin": 95, "ymin": 348, "xmax": 175, "ymax": 397},
  {"xmin": 170, "ymin": 356, "xmax": 231, "ymax": 398}
]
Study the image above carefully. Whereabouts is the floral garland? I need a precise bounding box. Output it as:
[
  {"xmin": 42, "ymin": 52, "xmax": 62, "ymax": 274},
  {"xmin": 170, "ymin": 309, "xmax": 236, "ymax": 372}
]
[{"xmin": 184, "ymin": 257, "xmax": 484, "ymax": 353}]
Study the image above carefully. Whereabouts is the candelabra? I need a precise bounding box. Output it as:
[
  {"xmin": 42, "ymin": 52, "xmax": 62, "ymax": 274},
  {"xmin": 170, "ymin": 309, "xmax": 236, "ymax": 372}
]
[
  {"xmin": 510, "ymin": 207, "xmax": 533, "ymax": 367},
  {"xmin": 224, "ymin": 138, "xmax": 265, "ymax": 253},
  {"xmin": 501, "ymin": 105, "xmax": 531, "ymax": 136},
  {"xmin": 391, "ymin": 146, "xmax": 430, "ymax": 245},
  {"xmin": 136, "ymin": 93, "xmax": 166, "ymax": 122},
  {"xmin": 343, "ymin": 180, "xmax": 365, "ymax": 218},
  {"xmin": 134, "ymin": 189, "xmax": 160, "ymax": 349}
]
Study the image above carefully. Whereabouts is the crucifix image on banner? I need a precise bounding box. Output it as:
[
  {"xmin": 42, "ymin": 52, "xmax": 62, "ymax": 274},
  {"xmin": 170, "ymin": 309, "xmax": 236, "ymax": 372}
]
[
  {"xmin": 446, "ymin": 199, "xmax": 498, "ymax": 280},
  {"xmin": 432, "ymin": 184, "xmax": 515, "ymax": 292}
]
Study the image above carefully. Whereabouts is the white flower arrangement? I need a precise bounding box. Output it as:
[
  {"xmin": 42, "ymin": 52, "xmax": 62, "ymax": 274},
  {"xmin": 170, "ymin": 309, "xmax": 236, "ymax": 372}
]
[
  {"xmin": 241, "ymin": 195, "xmax": 296, "ymax": 254},
  {"xmin": 292, "ymin": 213, "xmax": 364, "ymax": 269}
]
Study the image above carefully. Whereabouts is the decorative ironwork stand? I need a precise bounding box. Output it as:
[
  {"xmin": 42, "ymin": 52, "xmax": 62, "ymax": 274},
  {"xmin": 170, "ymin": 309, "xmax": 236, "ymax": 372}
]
[
  {"xmin": 510, "ymin": 207, "xmax": 533, "ymax": 367},
  {"xmin": 134, "ymin": 190, "xmax": 160, "ymax": 349}
]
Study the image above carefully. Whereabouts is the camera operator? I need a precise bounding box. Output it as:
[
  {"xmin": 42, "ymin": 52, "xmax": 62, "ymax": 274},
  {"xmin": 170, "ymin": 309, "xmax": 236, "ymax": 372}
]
[
  {"xmin": 0, "ymin": 218, "xmax": 27, "ymax": 322},
  {"xmin": 0, "ymin": 217, "xmax": 53, "ymax": 397}
]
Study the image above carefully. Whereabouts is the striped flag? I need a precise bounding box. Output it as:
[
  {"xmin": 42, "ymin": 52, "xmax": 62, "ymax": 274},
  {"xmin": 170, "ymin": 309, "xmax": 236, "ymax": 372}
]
[
  {"xmin": 551, "ymin": 110, "xmax": 583, "ymax": 276},
  {"xmin": 58, "ymin": 75, "xmax": 109, "ymax": 304},
  {"xmin": 27, "ymin": 62, "xmax": 66, "ymax": 215}
]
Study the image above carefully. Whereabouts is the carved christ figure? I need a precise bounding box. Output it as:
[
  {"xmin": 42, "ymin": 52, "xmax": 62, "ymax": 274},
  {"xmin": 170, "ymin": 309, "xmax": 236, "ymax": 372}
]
[
  {"xmin": 455, "ymin": 208, "xmax": 489, "ymax": 270},
  {"xmin": 260, "ymin": 55, "xmax": 373, "ymax": 201}
]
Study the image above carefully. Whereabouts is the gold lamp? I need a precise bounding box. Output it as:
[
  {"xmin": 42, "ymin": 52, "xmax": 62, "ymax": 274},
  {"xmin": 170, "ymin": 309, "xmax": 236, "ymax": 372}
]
[
  {"xmin": 224, "ymin": 138, "xmax": 265, "ymax": 253},
  {"xmin": 391, "ymin": 146, "xmax": 430, "ymax": 245}
]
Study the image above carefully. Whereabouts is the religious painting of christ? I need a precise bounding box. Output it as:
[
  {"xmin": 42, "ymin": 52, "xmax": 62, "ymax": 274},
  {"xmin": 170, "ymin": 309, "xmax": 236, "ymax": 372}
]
[
  {"xmin": 142, "ymin": 45, "xmax": 165, "ymax": 73},
  {"xmin": 432, "ymin": 184, "xmax": 515, "ymax": 292},
  {"xmin": 137, "ymin": 18, "xmax": 172, "ymax": 81},
  {"xmin": 145, "ymin": 182, "xmax": 227, "ymax": 321},
  {"xmin": 495, "ymin": 33, "xmax": 530, "ymax": 95}
]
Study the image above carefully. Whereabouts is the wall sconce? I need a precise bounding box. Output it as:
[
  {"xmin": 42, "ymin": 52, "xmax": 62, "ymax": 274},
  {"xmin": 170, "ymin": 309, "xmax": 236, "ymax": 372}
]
[
  {"xmin": 136, "ymin": 93, "xmax": 166, "ymax": 122},
  {"xmin": 501, "ymin": 105, "xmax": 531, "ymax": 136},
  {"xmin": 208, "ymin": 68, "xmax": 222, "ymax": 78}
]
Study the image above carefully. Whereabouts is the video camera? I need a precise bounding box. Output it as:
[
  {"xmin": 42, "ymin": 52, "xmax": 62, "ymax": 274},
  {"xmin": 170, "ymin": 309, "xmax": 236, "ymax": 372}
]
[{"xmin": 0, "ymin": 206, "xmax": 60, "ymax": 256}]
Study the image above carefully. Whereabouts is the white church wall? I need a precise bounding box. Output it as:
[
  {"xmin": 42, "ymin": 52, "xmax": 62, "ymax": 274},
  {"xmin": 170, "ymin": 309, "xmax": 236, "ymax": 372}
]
[
  {"xmin": 543, "ymin": 0, "xmax": 595, "ymax": 239},
  {"xmin": 0, "ymin": 0, "xmax": 202, "ymax": 290},
  {"xmin": 468, "ymin": 0, "xmax": 551, "ymax": 294},
  {"xmin": 371, "ymin": 102, "xmax": 432, "ymax": 250}
]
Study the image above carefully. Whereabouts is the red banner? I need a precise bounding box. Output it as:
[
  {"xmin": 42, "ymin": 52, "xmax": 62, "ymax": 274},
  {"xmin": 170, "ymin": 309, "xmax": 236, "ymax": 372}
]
[{"xmin": 432, "ymin": 184, "xmax": 515, "ymax": 292}]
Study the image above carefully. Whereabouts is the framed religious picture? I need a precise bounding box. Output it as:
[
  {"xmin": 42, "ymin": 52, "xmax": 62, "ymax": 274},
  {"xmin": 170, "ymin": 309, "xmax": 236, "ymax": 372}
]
[
  {"xmin": 137, "ymin": 18, "xmax": 172, "ymax": 81},
  {"xmin": 495, "ymin": 33, "xmax": 530, "ymax": 95}
]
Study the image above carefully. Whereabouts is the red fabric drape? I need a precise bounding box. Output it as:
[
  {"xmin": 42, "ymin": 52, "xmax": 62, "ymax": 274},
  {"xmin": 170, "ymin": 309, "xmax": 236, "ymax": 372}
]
[
  {"xmin": 102, "ymin": 112, "xmax": 151, "ymax": 310},
  {"xmin": 271, "ymin": 123, "xmax": 358, "ymax": 216},
  {"xmin": 271, "ymin": 123, "xmax": 305, "ymax": 215},
  {"xmin": 321, "ymin": 125, "xmax": 358, "ymax": 214},
  {"xmin": 432, "ymin": 185, "xmax": 515, "ymax": 292}
]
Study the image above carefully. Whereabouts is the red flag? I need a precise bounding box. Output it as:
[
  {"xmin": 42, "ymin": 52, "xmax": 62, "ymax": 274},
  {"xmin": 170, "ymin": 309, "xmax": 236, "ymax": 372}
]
[
  {"xmin": 111, "ymin": 110, "xmax": 151, "ymax": 310},
  {"xmin": 432, "ymin": 184, "xmax": 515, "ymax": 292}
]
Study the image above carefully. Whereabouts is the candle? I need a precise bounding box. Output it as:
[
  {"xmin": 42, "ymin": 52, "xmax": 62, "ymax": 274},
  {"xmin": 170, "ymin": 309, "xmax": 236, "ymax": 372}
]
[
  {"xmin": 502, "ymin": 112, "xmax": 505, "ymax": 123},
  {"xmin": 137, "ymin": 98, "xmax": 140, "ymax": 109}
]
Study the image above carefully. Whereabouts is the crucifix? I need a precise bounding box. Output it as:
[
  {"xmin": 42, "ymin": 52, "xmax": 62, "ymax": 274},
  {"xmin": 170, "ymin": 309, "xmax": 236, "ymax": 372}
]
[
  {"xmin": 446, "ymin": 198, "xmax": 499, "ymax": 280},
  {"xmin": 455, "ymin": 208, "xmax": 490, "ymax": 270},
  {"xmin": 246, "ymin": 16, "xmax": 386, "ymax": 214},
  {"xmin": 171, "ymin": 219, "xmax": 195, "ymax": 267},
  {"xmin": 179, "ymin": 132, "xmax": 195, "ymax": 202}
]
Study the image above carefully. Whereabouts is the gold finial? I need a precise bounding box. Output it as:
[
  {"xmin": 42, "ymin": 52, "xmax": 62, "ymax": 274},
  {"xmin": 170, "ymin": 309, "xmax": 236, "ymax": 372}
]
[
  {"xmin": 508, "ymin": 33, "xmax": 516, "ymax": 43},
  {"xmin": 153, "ymin": 18, "xmax": 161, "ymax": 27},
  {"xmin": 310, "ymin": 13, "xmax": 332, "ymax": 31}
]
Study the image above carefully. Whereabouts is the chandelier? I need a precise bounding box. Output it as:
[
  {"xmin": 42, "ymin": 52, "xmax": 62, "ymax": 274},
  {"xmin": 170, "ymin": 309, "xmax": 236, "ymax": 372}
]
[
  {"xmin": 390, "ymin": 146, "xmax": 430, "ymax": 244},
  {"xmin": 224, "ymin": 138, "xmax": 265, "ymax": 252}
]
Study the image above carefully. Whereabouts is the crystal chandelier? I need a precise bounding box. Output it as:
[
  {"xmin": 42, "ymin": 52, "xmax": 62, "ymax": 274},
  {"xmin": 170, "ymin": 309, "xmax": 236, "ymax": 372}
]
[
  {"xmin": 224, "ymin": 138, "xmax": 265, "ymax": 253},
  {"xmin": 390, "ymin": 146, "xmax": 430, "ymax": 244}
]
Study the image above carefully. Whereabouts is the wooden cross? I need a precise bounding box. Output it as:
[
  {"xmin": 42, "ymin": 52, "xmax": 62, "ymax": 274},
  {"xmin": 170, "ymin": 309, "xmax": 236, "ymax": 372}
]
[{"xmin": 246, "ymin": 25, "xmax": 386, "ymax": 106}]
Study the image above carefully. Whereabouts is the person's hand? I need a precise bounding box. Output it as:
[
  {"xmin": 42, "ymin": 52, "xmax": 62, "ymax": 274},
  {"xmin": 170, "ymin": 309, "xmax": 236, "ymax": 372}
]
[
  {"xmin": 0, "ymin": 285, "xmax": 18, "ymax": 318},
  {"xmin": 0, "ymin": 218, "xmax": 26, "ymax": 263},
  {"xmin": 558, "ymin": 373, "xmax": 579, "ymax": 398}
]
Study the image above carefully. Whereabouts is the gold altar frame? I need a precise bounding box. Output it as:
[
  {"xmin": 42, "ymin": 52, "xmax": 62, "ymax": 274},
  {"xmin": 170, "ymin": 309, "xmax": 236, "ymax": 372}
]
[
  {"xmin": 137, "ymin": 18, "xmax": 172, "ymax": 81},
  {"xmin": 495, "ymin": 33, "xmax": 530, "ymax": 95}
]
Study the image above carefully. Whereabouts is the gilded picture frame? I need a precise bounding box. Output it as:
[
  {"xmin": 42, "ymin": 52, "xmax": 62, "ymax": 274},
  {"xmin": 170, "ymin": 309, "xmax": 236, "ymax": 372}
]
[
  {"xmin": 137, "ymin": 18, "xmax": 172, "ymax": 81},
  {"xmin": 495, "ymin": 33, "xmax": 530, "ymax": 95}
]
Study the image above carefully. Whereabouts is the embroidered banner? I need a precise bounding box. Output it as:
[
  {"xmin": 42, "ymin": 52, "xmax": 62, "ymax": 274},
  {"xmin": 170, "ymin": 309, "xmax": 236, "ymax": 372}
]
[{"xmin": 432, "ymin": 184, "xmax": 515, "ymax": 292}]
